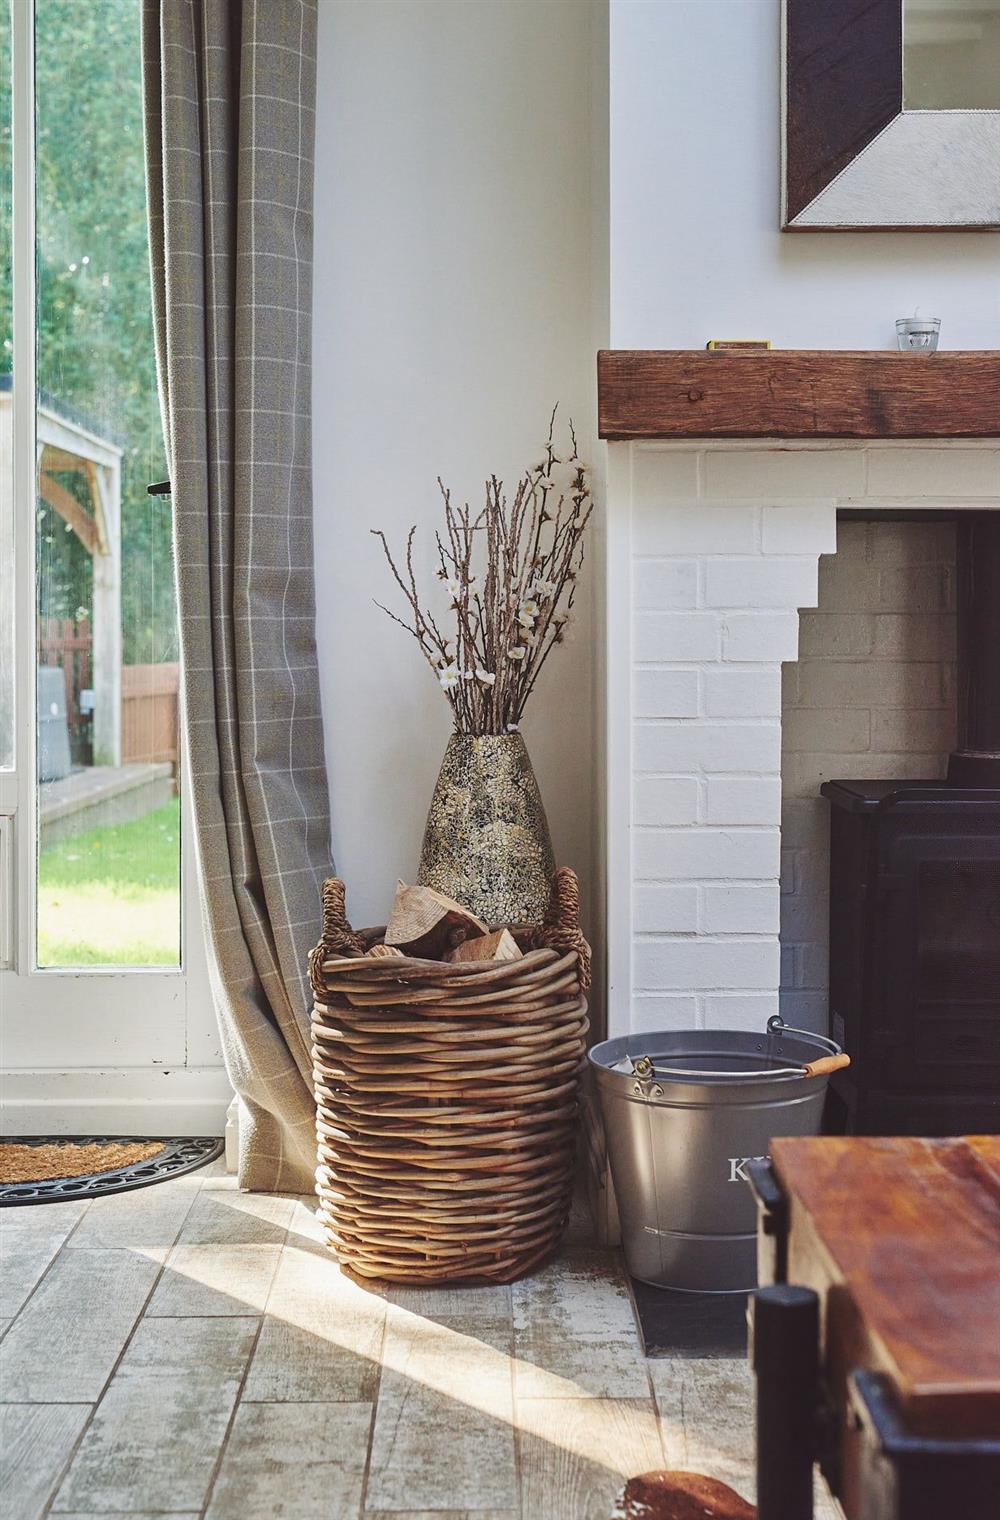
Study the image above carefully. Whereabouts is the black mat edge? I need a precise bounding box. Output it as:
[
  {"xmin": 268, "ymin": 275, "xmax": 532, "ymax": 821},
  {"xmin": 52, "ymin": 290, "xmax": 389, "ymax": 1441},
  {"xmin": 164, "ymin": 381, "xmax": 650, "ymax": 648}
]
[{"xmin": 0, "ymin": 1136, "xmax": 224, "ymax": 1205}]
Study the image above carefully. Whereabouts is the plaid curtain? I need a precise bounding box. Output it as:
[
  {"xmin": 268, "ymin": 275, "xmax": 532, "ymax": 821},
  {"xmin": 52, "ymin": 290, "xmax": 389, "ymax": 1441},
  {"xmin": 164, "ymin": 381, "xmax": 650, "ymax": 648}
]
[{"xmin": 142, "ymin": 0, "xmax": 328, "ymax": 1191}]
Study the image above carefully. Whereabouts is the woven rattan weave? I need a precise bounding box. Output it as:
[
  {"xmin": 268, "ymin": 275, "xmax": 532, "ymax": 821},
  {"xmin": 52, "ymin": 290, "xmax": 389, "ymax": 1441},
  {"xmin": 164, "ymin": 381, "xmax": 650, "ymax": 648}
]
[{"xmin": 309, "ymin": 868, "xmax": 590, "ymax": 1283}]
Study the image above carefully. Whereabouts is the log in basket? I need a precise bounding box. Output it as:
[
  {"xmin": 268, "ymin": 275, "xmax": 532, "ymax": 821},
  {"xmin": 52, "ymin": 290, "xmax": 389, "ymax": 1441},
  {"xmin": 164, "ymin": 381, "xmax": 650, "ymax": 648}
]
[{"xmin": 308, "ymin": 867, "xmax": 590, "ymax": 1283}]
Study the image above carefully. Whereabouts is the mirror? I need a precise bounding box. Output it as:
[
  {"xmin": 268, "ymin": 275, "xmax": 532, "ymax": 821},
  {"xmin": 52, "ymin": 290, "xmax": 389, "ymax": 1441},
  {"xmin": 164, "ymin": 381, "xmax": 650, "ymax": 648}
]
[{"xmin": 904, "ymin": 0, "xmax": 1000, "ymax": 110}]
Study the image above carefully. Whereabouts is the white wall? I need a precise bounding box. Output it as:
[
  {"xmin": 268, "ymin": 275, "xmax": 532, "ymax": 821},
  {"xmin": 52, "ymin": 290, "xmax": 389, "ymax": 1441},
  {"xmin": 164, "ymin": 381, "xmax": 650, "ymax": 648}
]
[
  {"xmin": 609, "ymin": 0, "xmax": 1000, "ymax": 350},
  {"xmin": 312, "ymin": 2, "xmax": 608, "ymax": 968}
]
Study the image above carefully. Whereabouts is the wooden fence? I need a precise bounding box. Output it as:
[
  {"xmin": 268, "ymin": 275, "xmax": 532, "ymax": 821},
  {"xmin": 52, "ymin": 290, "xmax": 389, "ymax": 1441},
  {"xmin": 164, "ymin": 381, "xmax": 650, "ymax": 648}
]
[
  {"xmin": 120, "ymin": 662, "xmax": 180, "ymax": 766},
  {"xmin": 37, "ymin": 616, "xmax": 179, "ymax": 768}
]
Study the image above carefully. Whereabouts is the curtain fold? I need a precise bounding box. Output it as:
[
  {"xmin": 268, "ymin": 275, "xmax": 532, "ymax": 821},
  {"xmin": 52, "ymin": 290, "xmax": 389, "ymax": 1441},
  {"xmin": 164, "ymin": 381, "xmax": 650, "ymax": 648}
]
[{"xmin": 142, "ymin": 0, "xmax": 328, "ymax": 1191}]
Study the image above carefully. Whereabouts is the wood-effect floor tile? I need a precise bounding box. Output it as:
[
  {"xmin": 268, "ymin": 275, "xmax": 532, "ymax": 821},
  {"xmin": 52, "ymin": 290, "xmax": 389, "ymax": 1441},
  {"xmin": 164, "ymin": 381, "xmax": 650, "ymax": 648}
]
[
  {"xmin": 175, "ymin": 1188, "xmax": 295, "ymax": 1246},
  {"xmin": 0, "ymin": 1200, "xmax": 89, "ymax": 1319},
  {"xmin": 0, "ymin": 1248, "xmax": 161, "ymax": 1402},
  {"xmin": 66, "ymin": 1177, "xmax": 199, "ymax": 1253},
  {"xmin": 512, "ymin": 1247, "xmax": 649, "ymax": 1399},
  {"xmin": 517, "ymin": 1397, "xmax": 664, "ymax": 1520},
  {"xmin": 146, "ymin": 1243, "xmax": 283, "ymax": 1316},
  {"xmin": 650, "ymin": 1356, "xmax": 755, "ymax": 1502},
  {"xmin": 0, "ymin": 1403, "xmax": 91, "ymax": 1520},
  {"xmin": 52, "ymin": 1316, "xmax": 258, "ymax": 1514},
  {"xmin": 205, "ymin": 1400, "xmax": 371, "ymax": 1518},
  {"xmin": 243, "ymin": 1236, "xmax": 384, "ymax": 1401},
  {"xmin": 366, "ymin": 1313, "xmax": 517, "ymax": 1513}
]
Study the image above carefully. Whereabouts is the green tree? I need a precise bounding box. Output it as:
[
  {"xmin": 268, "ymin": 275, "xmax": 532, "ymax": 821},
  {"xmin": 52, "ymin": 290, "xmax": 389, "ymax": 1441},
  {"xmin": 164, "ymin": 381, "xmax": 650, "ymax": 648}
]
[{"xmin": 0, "ymin": 0, "xmax": 177, "ymax": 669}]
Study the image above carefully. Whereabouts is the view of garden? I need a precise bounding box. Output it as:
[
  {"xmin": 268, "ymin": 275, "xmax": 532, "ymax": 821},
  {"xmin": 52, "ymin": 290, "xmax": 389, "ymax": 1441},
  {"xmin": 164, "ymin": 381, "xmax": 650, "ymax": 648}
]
[{"xmin": 0, "ymin": 0, "xmax": 181, "ymax": 967}]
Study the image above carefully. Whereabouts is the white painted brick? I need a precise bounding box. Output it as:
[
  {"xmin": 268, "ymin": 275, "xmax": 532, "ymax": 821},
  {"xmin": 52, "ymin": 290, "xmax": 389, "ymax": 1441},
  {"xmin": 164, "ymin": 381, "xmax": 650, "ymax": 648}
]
[
  {"xmin": 634, "ymin": 884, "xmax": 700, "ymax": 934},
  {"xmin": 879, "ymin": 564, "xmax": 954, "ymax": 613},
  {"xmin": 634, "ymin": 937, "xmax": 779, "ymax": 992},
  {"xmin": 782, "ymin": 707, "xmax": 871, "ymax": 754},
  {"xmin": 703, "ymin": 666, "xmax": 782, "ymax": 718},
  {"xmin": 795, "ymin": 660, "xmax": 946, "ymax": 709},
  {"xmin": 762, "ymin": 504, "xmax": 838, "ymax": 556},
  {"xmin": 630, "ymin": 995, "xmax": 701, "ymax": 1033},
  {"xmin": 634, "ymin": 668, "xmax": 700, "ymax": 718},
  {"xmin": 634, "ymin": 828, "xmax": 780, "ymax": 881},
  {"xmin": 798, "ymin": 612, "xmax": 875, "ymax": 658},
  {"xmin": 870, "ymin": 708, "xmax": 956, "ymax": 753},
  {"xmin": 704, "ymin": 448, "xmax": 866, "ymax": 499},
  {"xmin": 634, "ymin": 504, "xmax": 759, "ymax": 556},
  {"xmin": 866, "ymin": 447, "xmax": 1000, "ymax": 499},
  {"xmin": 633, "ymin": 558, "xmax": 699, "ymax": 610},
  {"xmin": 633, "ymin": 446, "xmax": 701, "ymax": 503},
  {"xmin": 635, "ymin": 721, "xmax": 782, "ymax": 774},
  {"xmin": 867, "ymin": 520, "xmax": 956, "ymax": 566},
  {"xmin": 722, "ymin": 611, "xmax": 801, "ymax": 662},
  {"xmin": 704, "ymin": 776, "xmax": 782, "ymax": 826},
  {"xmin": 634, "ymin": 776, "xmax": 700, "ymax": 826},
  {"xmin": 703, "ymin": 994, "xmax": 779, "ymax": 1032},
  {"xmin": 706, "ymin": 558, "xmax": 818, "ymax": 610},
  {"xmin": 701, "ymin": 884, "xmax": 780, "ymax": 934},
  {"xmin": 634, "ymin": 612, "xmax": 721, "ymax": 662},
  {"xmin": 871, "ymin": 613, "xmax": 956, "ymax": 660}
]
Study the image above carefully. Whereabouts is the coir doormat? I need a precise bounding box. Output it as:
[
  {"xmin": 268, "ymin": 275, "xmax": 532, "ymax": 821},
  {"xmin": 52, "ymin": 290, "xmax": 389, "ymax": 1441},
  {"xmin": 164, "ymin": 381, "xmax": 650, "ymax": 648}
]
[{"xmin": 0, "ymin": 1136, "xmax": 224, "ymax": 1205}]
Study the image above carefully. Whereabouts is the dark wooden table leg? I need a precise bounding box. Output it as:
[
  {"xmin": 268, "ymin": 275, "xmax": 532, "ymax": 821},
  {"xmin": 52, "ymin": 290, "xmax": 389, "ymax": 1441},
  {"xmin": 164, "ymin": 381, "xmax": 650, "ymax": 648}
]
[{"xmin": 751, "ymin": 1285, "xmax": 819, "ymax": 1520}]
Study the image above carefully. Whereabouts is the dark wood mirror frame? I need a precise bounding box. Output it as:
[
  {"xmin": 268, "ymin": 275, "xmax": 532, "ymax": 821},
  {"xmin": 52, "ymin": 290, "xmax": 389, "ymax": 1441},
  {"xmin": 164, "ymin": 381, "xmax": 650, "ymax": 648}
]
[{"xmin": 782, "ymin": 0, "xmax": 1000, "ymax": 231}]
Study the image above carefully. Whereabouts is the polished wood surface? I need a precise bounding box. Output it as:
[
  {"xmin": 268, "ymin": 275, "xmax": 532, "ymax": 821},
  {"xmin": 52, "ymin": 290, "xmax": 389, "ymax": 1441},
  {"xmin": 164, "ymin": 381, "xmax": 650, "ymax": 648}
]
[
  {"xmin": 770, "ymin": 1135, "xmax": 1000, "ymax": 1439},
  {"xmin": 596, "ymin": 351, "xmax": 1000, "ymax": 440}
]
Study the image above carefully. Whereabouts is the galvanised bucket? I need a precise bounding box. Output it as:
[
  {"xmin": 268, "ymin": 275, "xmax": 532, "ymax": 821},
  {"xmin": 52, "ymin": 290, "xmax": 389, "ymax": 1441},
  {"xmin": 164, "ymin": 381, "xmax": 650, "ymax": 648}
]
[{"xmin": 588, "ymin": 1018, "xmax": 844, "ymax": 1292}]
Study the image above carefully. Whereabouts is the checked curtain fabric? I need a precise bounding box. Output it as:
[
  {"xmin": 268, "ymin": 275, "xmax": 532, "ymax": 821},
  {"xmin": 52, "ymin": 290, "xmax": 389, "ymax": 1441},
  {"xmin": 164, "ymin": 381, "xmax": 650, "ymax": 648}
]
[{"xmin": 142, "ymin": 0, "xmax": 330, "ymax": 1190}]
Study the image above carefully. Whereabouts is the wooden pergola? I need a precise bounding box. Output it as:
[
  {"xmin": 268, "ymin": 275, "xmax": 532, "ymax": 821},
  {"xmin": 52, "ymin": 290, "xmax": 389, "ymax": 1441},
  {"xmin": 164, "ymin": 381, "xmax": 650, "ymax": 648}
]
[{"xmin": 0, "ymin": 381, "xmax": 123, "ymax": 765}]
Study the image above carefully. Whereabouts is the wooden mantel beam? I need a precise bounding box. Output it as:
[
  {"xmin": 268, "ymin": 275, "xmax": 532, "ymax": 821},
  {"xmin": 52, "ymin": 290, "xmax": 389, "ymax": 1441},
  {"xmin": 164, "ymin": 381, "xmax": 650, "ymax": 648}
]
[{"xmin": 597, "ymin": 350, "xmax": 1000, "ymax": 441}]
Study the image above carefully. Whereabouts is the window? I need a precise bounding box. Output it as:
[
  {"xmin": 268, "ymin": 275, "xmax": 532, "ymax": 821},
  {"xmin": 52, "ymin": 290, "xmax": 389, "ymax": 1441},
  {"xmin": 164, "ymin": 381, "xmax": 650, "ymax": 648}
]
[{"xmin": 7, "ymin": 0, "xmax": 182, "ymax": 969}]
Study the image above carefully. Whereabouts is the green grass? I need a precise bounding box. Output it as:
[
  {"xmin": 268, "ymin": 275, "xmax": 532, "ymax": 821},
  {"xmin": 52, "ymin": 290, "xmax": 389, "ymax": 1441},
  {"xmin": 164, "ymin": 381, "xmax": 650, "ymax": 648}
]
[{"xmin": 38, "ymin": 798, "xmax": 181, "ymax": 966}]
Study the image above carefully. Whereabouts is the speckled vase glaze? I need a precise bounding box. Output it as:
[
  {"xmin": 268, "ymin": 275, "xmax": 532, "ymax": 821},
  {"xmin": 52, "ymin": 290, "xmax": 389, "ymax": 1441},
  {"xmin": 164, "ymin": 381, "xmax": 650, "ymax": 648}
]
[{"xmin": 417, "ymin": 732, "xmax": 555, "ymax": 924}]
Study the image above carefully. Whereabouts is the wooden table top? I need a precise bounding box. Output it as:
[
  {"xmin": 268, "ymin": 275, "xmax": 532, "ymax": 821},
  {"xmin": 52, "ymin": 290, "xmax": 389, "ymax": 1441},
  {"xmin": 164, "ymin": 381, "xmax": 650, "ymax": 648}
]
[{"xmin": 770, "ymin": 1135, "xmax": 1000, "ymax": 1439}]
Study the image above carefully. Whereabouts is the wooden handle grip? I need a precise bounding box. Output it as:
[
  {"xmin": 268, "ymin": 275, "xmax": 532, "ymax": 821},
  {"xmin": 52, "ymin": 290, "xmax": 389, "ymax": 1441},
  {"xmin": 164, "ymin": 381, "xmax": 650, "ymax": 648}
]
[{"xmin": 803, "ymin": 1053, "xmax": 851, "ymax": 1078}]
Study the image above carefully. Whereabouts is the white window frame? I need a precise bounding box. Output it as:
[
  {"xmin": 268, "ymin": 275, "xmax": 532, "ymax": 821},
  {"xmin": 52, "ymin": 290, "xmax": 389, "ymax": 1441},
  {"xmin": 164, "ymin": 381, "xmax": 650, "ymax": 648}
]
[{"xmin": 1, "ymin": 0, "xmax": 222, "ymax": 1133}]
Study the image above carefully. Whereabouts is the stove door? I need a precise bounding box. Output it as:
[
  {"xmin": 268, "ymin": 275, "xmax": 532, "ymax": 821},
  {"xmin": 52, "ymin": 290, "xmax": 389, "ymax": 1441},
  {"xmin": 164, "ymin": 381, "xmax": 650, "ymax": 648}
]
[{"xmin": 879, "ymin": 835, "xmax": 1000, "ymax": 1093}]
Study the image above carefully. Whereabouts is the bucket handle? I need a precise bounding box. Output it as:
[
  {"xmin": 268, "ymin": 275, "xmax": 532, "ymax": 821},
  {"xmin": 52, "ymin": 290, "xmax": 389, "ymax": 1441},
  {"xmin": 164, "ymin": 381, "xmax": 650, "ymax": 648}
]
[{"xmin": 625, "ymin": 1016, "xmax": 848, "ymax": 1085}]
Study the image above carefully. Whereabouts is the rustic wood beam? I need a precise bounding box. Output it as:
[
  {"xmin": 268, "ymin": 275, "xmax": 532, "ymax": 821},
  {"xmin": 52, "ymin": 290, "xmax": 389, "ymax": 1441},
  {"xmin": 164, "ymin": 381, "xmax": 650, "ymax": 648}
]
[
  {"xmin": 597, "ymin": 351, "xmax": 1000, "ymax": 441},
  {"xmin": 38, "ymin": 468, "xmax": 99, "ymax": 555}
]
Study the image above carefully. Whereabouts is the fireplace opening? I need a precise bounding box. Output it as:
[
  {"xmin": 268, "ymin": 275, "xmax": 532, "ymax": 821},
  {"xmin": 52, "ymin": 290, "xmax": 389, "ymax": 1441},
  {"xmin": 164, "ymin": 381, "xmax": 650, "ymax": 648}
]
[{"xmin": 781, "ymin": 514, "xmax": 1000, "ymax": 1136}]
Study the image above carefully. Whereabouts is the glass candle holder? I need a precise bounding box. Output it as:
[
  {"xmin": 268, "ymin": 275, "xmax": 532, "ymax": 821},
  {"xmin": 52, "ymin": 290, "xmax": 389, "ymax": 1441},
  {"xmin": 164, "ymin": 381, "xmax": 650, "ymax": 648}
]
[{"xmin": 896, "ymin": 317, "xmax": 941, "ymax": 351}]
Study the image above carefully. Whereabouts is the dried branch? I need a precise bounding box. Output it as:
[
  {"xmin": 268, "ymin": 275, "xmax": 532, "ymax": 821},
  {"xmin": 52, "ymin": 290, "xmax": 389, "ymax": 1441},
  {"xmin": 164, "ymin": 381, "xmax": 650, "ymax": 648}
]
[{"xmin": 372, "ymin": 411, "xmax": 593, "ymax": 735}]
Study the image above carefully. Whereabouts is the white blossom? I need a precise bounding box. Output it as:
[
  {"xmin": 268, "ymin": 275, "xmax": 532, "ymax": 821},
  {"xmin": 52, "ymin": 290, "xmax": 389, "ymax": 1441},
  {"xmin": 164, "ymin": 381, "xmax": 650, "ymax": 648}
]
[
  {"xmin": 506, "ymin": 723, "xmax": 520, "ymax": 733},
  {"xmin": 475, "ymin": 669, "xmax": 496, "ymax": 686},
  {"xmin": 508, "ymin": 646, "xmax": 528, "ymax": 662},
  {"xmin": 446, "ymin": 577, "xmax": 462, "ymax": 598},
  {"xmin": 461, "ymin": 669, "xmax": 474, "ymax": 681},
  {"xmin": 438, "ymin": 664, "xmax": 460, "ymax": 690}
]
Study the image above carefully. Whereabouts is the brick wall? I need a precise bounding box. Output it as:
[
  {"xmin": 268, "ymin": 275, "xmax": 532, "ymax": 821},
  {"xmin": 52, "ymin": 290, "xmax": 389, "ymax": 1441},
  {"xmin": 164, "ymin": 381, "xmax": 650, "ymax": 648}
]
[
  {"xmin": 779, "ymin": 520, "xmax": 958, "ymax": 1028},
  {"xmin": 608, "ymin": 440, "xmax": 999, "ymax": 1041}
]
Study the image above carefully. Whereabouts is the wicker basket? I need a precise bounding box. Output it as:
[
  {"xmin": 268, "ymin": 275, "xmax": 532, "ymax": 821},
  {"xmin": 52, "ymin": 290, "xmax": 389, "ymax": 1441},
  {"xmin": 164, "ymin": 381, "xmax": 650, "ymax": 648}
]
[{"xmin": 308, "ymin": 867, "xmax": 590, "ymax": 1284}]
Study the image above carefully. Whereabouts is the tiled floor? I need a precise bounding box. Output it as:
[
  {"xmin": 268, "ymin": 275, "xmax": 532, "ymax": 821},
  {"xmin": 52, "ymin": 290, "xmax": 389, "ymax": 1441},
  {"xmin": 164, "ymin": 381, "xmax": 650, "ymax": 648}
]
[{"xmin": 0, "ymin": 1161, "xmax": 839, "ymax": 1518}]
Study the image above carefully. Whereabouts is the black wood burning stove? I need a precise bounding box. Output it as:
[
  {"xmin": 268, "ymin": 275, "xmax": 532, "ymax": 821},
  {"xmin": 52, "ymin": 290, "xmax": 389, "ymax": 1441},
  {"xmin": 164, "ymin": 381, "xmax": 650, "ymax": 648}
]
[{"xmin": 822, "ymin": 515, "xmax": 1000, "ymax": 1136}]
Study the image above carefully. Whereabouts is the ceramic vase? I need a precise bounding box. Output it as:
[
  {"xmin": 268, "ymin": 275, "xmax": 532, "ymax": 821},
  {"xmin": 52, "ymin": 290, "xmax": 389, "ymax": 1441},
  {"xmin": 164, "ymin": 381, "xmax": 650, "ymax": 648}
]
[{"xmin": 417, "ymin": 731, "xmax": 555, "ymax": 924}]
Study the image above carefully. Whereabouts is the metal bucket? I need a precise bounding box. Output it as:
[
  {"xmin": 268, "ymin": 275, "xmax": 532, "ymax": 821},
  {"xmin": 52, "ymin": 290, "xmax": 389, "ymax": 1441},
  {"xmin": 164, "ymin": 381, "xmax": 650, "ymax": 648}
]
[{"xmin": 588, "ymin": 1017, "xmax": 843, "ymax": 1292}]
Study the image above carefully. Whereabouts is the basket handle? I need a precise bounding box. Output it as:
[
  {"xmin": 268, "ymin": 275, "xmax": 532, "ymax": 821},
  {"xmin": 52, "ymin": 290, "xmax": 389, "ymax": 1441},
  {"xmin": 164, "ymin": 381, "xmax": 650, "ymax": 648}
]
[
  {"xmin": 531, "ymin": 866, "xmax": 592, "ymax": 991},
  {"xmin": 321, "ymin": 878, "xmax": 367, "ymax": 954}
]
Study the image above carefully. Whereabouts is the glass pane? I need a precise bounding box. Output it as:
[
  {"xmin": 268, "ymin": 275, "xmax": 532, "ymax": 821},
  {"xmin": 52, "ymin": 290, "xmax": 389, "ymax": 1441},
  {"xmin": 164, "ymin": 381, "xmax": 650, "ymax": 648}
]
[
  {"xmin": 35, "ymin": 0, "xmax": 180, "ymax": 968},
  {"xmin": 0, "ymin": 0, "xmax": 13, "ymax": 772},
  {"xmin": 904, "ymin": 0, "xmax": 1000, "ymax": 109}
]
